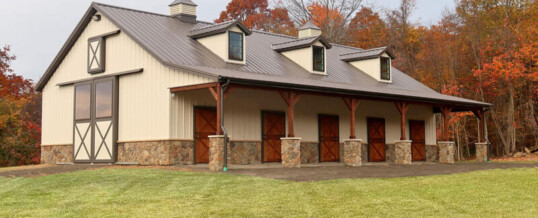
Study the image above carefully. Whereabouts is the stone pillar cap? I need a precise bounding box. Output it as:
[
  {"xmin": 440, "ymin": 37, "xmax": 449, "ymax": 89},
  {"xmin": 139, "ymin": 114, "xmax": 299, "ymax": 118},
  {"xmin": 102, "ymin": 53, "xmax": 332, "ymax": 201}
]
[
  {"xmin": 438, "ymin": 141, "xmax": 455, "ymax": 143},
  {"xmin": 344, "ymin": 139, "xmax": 363, "ymax": 142},
  {"xmin": 208, "ymin": 135, "xmax": 227, "ymax": 138},
  {"xmin": 281, "ymin": 137, "xmax": 302, "ymax": 140},
  {"xmin": 394, "ymin": 140, "xmax": 412, "ymax": 143}
]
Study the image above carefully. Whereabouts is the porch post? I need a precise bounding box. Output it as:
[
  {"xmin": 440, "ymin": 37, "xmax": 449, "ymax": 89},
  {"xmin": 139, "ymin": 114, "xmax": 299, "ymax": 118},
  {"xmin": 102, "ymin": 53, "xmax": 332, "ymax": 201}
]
[
  {"xmin": 343, "ymin": 98, "xmax": 360, "ymax": 139},
  {"xmin": 279, "ymin": 91, "xmax": 300, "ymax": 137},
  {"xmin": 395, "ymin": 102, "xmax": 409, "ymax": 140},
  {"xmin": 439, "ymin": 106, "xmax": 455, "ymax": 164},
  {"xmin": 394, "ymin": 102, "xmax": 412, "ymax": 164},
  {"xmin": 440, "ymin": 107, "xmax": 453, "ymax": 141},
  {"xmin": 279, "ymin": 90, "xmax": 301, "ymax": 168},
  {"xmin": 474, "ymin": 109, "xmax": 488, "ymax": 162}
]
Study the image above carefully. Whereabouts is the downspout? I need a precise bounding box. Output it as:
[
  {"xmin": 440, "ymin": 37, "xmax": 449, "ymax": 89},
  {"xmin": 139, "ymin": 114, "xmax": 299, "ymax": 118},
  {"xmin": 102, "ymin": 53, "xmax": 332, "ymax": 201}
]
[{"xmin": 221, "ymin": 79, "xmax": 231, "ymax": 172}]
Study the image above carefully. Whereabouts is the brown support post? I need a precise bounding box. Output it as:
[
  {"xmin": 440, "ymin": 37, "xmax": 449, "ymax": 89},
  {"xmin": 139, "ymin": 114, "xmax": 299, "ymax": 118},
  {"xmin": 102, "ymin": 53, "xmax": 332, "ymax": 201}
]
[
  {"xmin": 395, "ymin": 102, "xmax": 410, "ymax": 140},
  {"xmin": 343, "ymin": 98, "xmax": 360, "ymax": 139},
  {"xmin": 280, "ymin": 91, "xmax": 300, "ymax": 137},
  {"xmin": 208, "ymin": 84, "xmax": 233, "ymax": 135},
  {"xmin": 440, "ymin": 107, "xmax": 453, "ymax": 141},
  {"xmin": 474, "ymin": 109, "xmax": 485, "ymax": 143}
]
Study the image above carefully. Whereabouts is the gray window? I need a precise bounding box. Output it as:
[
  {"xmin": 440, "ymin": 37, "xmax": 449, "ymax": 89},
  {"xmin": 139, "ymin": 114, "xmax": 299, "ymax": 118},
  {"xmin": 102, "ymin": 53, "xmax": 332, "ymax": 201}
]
[
  {"xmin": 228, "ymin": 32, "xmax": 243, "ymax": 61},
  {"xmin": 88, "ymin": 37, "xmax": 106, "ymax": 74},
  {"xmin": 95, "ymin": 80, "xmax": 113, "ymax": 118},
  {"xmin": 381, "ymin": 57, "xmax": 391, "ymax": 80},
  {"xmin": 75, "ymin": 84, "xmax": 91, "ymax": 120},
  {"xmin": 313, "ymin": 46, "xmax": 324, "ymax": 72}
]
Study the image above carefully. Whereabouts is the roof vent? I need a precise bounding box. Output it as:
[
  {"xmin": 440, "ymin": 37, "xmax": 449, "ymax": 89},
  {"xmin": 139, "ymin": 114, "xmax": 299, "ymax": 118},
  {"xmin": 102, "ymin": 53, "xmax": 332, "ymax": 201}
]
[
  {"xmin": 169, "ymin": 0, "xmax": 197, "ymax": 23},
  {"xmin": 298, "ymin": 20, "xmax": 321, "ymax": 38}
]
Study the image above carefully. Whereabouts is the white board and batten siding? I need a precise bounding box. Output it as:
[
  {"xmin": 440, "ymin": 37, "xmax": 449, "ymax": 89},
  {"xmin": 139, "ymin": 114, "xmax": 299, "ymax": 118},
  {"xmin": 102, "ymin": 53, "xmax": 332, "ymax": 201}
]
[
  {"xmin": 171, "ymin": 88, "xmax": 437, "ymax": 145},
  {"xmin": 41, "ymin": 14, "xmax": 214, "ymax": 146}
]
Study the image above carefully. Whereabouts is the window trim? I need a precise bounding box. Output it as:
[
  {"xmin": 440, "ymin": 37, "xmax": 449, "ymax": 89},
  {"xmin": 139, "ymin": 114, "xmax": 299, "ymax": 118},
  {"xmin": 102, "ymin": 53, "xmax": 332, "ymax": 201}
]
[
  {"xmin": 228, "ymin": 31, "xmax": 244, "ymax": 62},
  {"xmin": 380, "ymin": 57, "xmax": 391, "ymax": 81},
  {"xmin": 312, "ymin": 45, "xmax": 325, "ymax": 72}
]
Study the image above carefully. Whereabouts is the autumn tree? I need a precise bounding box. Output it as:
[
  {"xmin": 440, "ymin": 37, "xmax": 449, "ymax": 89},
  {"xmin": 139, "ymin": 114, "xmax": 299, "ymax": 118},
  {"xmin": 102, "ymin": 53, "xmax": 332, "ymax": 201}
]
[
  {"xmin": 215, "ymin": 0, "xmax": 296, "ymax": 36},
  {"xmin": 348, "ymin": 7, "xmax": 387, "ymax": 49}
]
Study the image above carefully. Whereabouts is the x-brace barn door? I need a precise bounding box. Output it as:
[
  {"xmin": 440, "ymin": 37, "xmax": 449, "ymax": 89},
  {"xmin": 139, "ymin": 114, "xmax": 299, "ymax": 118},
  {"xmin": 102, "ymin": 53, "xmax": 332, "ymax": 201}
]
[{"xmin": 73, "ymin": 78, "xmax": 117, "ymax": 163}]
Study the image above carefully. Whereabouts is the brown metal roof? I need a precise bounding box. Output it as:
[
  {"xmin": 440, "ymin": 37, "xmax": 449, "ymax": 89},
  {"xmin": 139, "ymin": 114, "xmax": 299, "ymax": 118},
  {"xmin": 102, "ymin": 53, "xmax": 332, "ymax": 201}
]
[
  {"xmin": 272, "ymin": 35, "xmax": 332, "ymax": 52},
  {"xmin": 169, "ymin": 0, "xmax": 197, "ymax": 6},
  {"xmin": 36, "ymin": 2, "xmax": 491, "ymax": 109},
  {"xmin": 340, "ymin": 46, "xmax": 396, "ymax": 61},
  {"xmin": 299, "ymin": 20, "xmax": 321, "ymax": 30},
  {"xmin": 189, "ymin": 19, "xmax": 252, "ymax": 39}
]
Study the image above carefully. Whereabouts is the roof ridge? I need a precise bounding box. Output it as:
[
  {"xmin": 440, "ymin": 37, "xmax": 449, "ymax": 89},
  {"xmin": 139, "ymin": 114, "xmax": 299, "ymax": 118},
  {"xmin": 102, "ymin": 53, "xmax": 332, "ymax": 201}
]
[
  {"xmin": 340, "ymin": 46, "xmax": 386, "ymax": 56},
  {"xmin": 92, "ymin": 2, "xmax": 171, "ymax": 18},
  {"xmin": 272, "ymin": 36, "xmax": 317, "ymax": 46},
  {"xmin": 191, "ymin": 19, "xmax": 236, "ymax": 31}
]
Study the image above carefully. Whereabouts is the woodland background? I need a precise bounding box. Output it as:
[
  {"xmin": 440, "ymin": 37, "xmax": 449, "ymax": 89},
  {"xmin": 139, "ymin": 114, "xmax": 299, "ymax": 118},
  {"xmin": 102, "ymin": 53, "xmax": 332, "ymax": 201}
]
[{"xmin": 0, "ymin": 0, "xmax": 536, "ymax": 166}]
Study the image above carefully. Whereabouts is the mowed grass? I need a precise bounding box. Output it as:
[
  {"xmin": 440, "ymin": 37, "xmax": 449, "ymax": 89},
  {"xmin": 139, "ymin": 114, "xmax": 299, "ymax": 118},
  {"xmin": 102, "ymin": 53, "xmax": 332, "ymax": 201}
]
[{"xmin": 0, "ymin": 168, "xmax": 537, "ymax": 217}]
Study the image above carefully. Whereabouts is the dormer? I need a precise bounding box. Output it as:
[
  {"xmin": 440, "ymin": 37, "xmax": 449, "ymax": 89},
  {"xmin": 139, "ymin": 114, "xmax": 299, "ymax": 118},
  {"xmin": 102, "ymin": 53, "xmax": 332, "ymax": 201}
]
[
  {"xmin": 272, "ymin": 21, "xmax": 331, "ymax": 75},
  {"xmin": 340, "ymin": 46, "xmax": 395, "ymax": 83},
  {"xmin": 189, "ymin": 20, "xmax": 252, "ymax": 64}
]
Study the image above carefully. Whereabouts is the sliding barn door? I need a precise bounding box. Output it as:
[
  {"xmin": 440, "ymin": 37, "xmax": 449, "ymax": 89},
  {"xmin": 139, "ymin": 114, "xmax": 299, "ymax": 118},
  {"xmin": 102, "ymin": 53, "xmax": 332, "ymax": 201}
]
[
  {"xmin": 368, "ymin": 118, "xmax": 386, "ymax": 162},
  {"xmin": 73, "ymin": 78, "xmax": 117, "ymax": 163},
  {"xmin": 263, "ymin": 111, "xmax": 285, "ymax": 162},
  {"xmin": 319, "ymin": 115, "xmax": 340, "ymax": 162}
]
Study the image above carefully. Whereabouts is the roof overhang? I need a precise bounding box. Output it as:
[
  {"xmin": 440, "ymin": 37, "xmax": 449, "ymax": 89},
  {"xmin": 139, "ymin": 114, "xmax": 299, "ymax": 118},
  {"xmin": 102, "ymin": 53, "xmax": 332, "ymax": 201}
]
[
  {"xmin": 272, "ymin": 35, "xmax": 332, "ymax": 52},
  {"xmin": 340, "ymin": 46, "xmax": 396, "ymax": 62},
  {"xmin": 189, "ymin": 19, "xmax": 252, "ymax": 39}
]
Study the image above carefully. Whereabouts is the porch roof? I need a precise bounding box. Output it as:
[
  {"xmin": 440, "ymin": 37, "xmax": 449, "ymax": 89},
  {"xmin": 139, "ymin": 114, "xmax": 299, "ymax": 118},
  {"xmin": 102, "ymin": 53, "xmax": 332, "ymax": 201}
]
[{"xmin": 36, "ymin": 2, "xmax": 491, "ymax": 110}]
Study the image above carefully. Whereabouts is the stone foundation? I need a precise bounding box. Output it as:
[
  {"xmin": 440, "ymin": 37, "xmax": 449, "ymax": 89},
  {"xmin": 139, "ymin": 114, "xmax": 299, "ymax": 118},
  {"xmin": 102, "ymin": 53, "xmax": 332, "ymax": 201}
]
[
  {"xmin": 386, "ymin": 144, "xmax": 396, "ymax": 163},
  {"xmin": 361, "ymin": 143, "xmax": 368, "ymax": 163},
  {"xmin": 425, "ymin": 144, "xmax": 439, "ymax": 162},
  {"xmin": 227, "ymin": 141, "xmax": 261, "ymax": 165},
  {"xmin": 475, "ymin": 142, "xmax": 488, "ymax": 162},
  {"xmin": 209, "ymin": 136, "xmax": 226, "ymax": 171},
  {"xmin": 281, "ymin": 137, "xmax": 301, "ymax": 168},
  {"xmin": 117, "ymin": 140, "xmax": 193, "ymax": 166},
  {"xmin": 344, "ymin": 139, "xmax": 362, "ymax": 167},
  {"xmin": 41, "ymin": 144, "xmax": 73, "ymax": 164},
  {"xmin": 438, "ymin": 141, "xmax": 455, "ymax": 164},
  {"xmin": 393, "ymin": 140, "xmax": 412, "ymax": 164},
  {"xmin": 301, "ymin": 142, "xmax": 319, "ymax": 164}
]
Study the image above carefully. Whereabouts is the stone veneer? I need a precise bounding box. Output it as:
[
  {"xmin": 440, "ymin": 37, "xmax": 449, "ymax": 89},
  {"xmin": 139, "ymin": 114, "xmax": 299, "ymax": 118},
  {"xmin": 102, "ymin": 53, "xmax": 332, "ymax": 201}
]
[
  {"xmin": 438, "ymin": 141, "xmax": 455, "ymax": 164},
  {"xmin": 475, "ymin": 142, "xmax": 488, "ymax": 162},
  {"xmin": 393, "ymin": 140, "xmax": 412, "ymax": 164},
  {"xmin": 281, "ymin": 138, "xmax": 301, "ymax": 168},
  {"xmin": 301, "ymin": 142, "xmax": 319, "ymax": 164},
  {"xmin": 344, "ymin": 139, "xmax": 362, "ymax": 166},
  {"xmin": 425, "ymin": 144, "xmax": 439, "ymax": 162},
  {"xmin": 227, "ymin": 141, "xmax": 261, "ymax": 165},
  {"xmin": 117, "ymin": 140, "xmax": 193, "ymax": 166},
  {"xmin": 41, "ymin": 144, "xmax": 73, "ymax": 164},
  {"xmin": 209, "ymin": 135, "xmax": 226, "ymax": 171}
]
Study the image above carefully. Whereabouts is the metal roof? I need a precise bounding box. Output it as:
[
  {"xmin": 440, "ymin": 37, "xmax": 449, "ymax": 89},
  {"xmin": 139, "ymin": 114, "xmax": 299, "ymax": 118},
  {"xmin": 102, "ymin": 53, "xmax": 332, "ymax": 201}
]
[
  {"xmin": 340, "ymin": 46, "xmax": 396, "ymax": 61},
  {"xmin": 299, "ymin": 20, "xmax": 321, "ymax": 30},
  {"xmin": 272, "ymin": 35, "xmax": 332, "ymax": 52},
  {"xmin": 35, "ymin": 2, "xmax": 491, "ymax": 109},
  {"xmin": 189, "ymin": 19, "xmax": 252, "ymax": 39},
  {"xmin": 169, "ymin": 0, "xmax": 197, "ymax": 6}
]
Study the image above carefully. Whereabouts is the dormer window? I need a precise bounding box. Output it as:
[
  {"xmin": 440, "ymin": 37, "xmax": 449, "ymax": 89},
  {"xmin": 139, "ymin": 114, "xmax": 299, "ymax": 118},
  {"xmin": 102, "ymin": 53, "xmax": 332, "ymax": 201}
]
[
  {"xmin": 380, "ymin": 57, "xmax": 390, "ymax": 80},
  {"xmin": 313, "ymin": 46, "xmax": 324, "ymax": 72},
  {"xmin": 228, "ymin": 31, "xmax": 243, "ymax": 61}
]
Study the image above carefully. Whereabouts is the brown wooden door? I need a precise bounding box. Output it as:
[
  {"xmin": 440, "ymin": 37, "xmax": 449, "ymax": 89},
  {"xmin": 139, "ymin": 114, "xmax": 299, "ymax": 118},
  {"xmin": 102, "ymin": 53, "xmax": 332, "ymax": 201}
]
[
  {"xmin": 410, "ymin": 120, "xmax": 426, "ymax": 161},
  {"xmin": 368, "ymin": 118, "xmax": 386, "ymax": 162},
  {"xmin": 263, "ymin": 112, "xmax": 285, "ymax": 162},
  {"xmin": 319, "ymin": 115, "xmax": 340, "ymax": 162},
  {"xmin": 195, "ymin": 107, "xmax": 217, "ymax": 163}
]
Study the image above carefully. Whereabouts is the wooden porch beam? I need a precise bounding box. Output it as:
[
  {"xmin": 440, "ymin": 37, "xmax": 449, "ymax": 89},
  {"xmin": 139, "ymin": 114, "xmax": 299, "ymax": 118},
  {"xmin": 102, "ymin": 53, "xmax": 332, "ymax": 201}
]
[
  {"xmin": 440, "ymin": 106, "xmax": 453, "ymax": 141},
  {"xmin": 395, "ymin": 102, "xmax": 410, "ymax": 140},
  {"xmin": 279, "ymin": 91, "xmax": 300, "ymax": 137},
  {"xmin": 343, "ymin": 97, "xmax": 360, "ymax": 139},
  {"xmin": 473, "ymin": 109, "xmax": 485, "ymax": 142},
  {"xmin": 215, "ymin": 83, "xmax": 223, "ymax": 135},
  {"xmin": 170, "ymin": 82, "xmax": 218, "ymax": 93}
]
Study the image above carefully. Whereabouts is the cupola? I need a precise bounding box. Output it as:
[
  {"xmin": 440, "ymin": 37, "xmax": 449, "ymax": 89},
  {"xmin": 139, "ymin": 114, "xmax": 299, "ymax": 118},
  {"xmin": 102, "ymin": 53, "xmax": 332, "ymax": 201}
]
[
  {"xmin": 298, "ymin": 20, "xmax": 321, "ymax": 38},
  {"xmin": 169, "ymin": 0, "xmax": 197, "ymax": 23}
]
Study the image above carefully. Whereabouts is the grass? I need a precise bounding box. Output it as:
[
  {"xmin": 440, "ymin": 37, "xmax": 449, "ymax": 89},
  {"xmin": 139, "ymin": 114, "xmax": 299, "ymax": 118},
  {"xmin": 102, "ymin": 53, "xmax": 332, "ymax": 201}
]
[{"xmin": 0, "ymin": 168, "xmax": 537, "ymax": 217}]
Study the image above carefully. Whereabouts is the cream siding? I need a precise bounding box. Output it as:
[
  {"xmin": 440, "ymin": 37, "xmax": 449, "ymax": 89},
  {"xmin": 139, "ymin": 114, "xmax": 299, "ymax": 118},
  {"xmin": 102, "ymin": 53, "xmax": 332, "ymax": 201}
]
[
  {"xmin": 171, "ymin": 88, "xmax": 437, "ymax": 145},
  {"xmin": 196, "ymin": 26, "xmax": 246, "ymax": 65},
  {"xmin": 41, "ymin": 14, "xmax": 214, "ymax": 146},
  {"xmin": 281, "ymin": 41, "xmax": 326, "ymax": 74},
  {"xmin": 170, "ymin": 4, "xmax": 196, "ymax": 16},
  {"xmin": 349, "ymin": 52, "xmax": 392, "ymax": 83}
]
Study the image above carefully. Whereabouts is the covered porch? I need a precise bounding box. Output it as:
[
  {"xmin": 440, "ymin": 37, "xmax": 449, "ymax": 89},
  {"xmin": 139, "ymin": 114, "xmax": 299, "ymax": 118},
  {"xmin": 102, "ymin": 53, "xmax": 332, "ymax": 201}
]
[{"xmin": 170, "ymin": 79, "xmax": 490, "ymax": 171}]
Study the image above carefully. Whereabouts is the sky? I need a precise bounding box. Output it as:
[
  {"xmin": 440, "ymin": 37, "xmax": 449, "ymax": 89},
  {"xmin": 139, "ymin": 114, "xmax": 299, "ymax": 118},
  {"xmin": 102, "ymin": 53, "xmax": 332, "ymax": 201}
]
[{"xmin": 0, "ymin": 0, "xmax": 455, "ymax": 82}]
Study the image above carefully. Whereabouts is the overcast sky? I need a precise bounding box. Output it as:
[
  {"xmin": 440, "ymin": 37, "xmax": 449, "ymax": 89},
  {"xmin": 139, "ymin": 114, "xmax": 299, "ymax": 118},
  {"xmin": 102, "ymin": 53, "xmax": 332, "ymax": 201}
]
[{"xmin": 0, "ymin": 0, "xmax": 455, "ymax": 82}]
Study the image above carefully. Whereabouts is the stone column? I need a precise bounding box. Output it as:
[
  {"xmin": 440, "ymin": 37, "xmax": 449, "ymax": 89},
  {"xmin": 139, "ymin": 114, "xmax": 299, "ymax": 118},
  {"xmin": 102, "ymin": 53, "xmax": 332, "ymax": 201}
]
[
  {"xmin": 281, "ymin": 137, "xmax": 301, "ymax": 168},
  {"xmin": 475, "ymin": 142, "xmax": 488, "ymax": 162},
  {"xmin": 438, "ymin": 141, "xmax": 455, "ymax": 164},
  {"xmin": 394, "ymin": 140, "xmax": 412, "ymax": 164},
  {"xmin": 209, "ymin": 135, "xmax": 226, "ymax": 171},
  {"xmin": 344, "ymin": 139, "xmax": 362, "ymax": 167}
]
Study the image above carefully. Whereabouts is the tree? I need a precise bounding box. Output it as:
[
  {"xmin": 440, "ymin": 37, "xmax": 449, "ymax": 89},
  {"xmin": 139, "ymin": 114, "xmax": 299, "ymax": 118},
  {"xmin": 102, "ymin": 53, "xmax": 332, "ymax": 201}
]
[
  {"xmin": 348, "ymin": 7, "xmax": 387, "ymax": 49},
  {"xmin": 215, "ymin": 0, "xmax": 296, "ymax": 36}
]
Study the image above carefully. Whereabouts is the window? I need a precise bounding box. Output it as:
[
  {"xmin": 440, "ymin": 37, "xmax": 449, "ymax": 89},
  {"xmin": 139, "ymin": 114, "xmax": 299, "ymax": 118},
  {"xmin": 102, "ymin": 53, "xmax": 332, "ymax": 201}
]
[
  {"xmin": 95, "ymin": 80, "xmax": 113, "ymax": 118},
  {"xmin": 75, "ymin": 84, "xmax": 91, "ymax": 120},
  {"xmin": 313, "ymin": 46, "xmax": 324, "ymax": 72},
  {"xmin": 380, "ymin": 57, "xmax": 391, "ymax": 80},
  {"xmin": 228, "ymin": 32, "xmax": 243, "ymax": 61},
  {"xmin": 88, "ymin": 37, "xmax": 105, "ymax": 74}
]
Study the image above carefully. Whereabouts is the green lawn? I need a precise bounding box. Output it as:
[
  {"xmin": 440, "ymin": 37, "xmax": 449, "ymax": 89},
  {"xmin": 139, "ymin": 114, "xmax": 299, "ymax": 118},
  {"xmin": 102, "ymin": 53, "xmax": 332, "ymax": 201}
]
[{"xmin": 1, "ymin": 168, "xmax": 537, "ymax": 217}]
